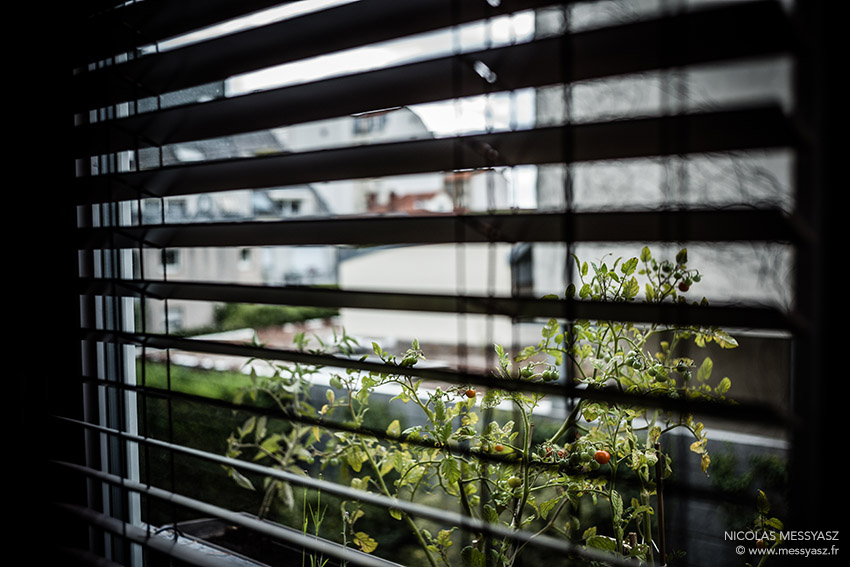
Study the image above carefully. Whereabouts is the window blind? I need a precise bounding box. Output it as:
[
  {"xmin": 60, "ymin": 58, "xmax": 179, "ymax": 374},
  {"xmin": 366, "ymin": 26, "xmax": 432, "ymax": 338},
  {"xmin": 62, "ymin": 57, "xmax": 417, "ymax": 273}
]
[{"xmin": 42, "ymin": 1, "xmax": 838, "ymax": 566}]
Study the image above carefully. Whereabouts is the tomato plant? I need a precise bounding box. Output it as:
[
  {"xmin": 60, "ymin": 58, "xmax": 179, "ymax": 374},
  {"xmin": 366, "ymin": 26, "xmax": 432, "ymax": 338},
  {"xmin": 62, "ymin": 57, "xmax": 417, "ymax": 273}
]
[{"xmin": 225, "ymin": 246, "xmax": 739, "ymax": 567}]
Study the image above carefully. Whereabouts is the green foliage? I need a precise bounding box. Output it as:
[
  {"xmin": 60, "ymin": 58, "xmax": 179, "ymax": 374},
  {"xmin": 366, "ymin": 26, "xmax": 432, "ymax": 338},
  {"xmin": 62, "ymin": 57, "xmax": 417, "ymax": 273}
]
[
  {"xmin": 214, "ymin": 303, "xmax": 339, "ymax": 331},
  {"xmin": 138, "ymin": 360, "xmax": 255, "ymax": 400},
  {"xmin": 224, "ymin": 247, "xmax": 744, "ymax": 567},
  {"xmin": 173, "ymin": 302, "xmax": 339, "ymax": 336}
]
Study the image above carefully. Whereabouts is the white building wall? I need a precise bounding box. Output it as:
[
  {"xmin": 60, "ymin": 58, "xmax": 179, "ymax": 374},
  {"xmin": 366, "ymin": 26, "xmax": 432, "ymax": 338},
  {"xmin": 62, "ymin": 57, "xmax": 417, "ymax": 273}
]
[{"xmin": 339, "ymin": 243, "xmax": 515, "ymax": 347}]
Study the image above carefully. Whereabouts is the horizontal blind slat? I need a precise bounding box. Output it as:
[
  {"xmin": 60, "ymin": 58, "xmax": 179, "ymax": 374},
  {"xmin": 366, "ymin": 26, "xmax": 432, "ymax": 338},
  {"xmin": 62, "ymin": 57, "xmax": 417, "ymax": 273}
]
[
  {"xmin": 75, "ymin": 0, "xmax": 291, "ymax": 68},
  {"xmin": 77, "ymin": 210, "xmax": 801, "ymax": 249},
  {"xmin": 55, "ymin": 503, "xmax": 250, "ymax": 567},
  {"xmin": 75, "ymin": 105, "xmax": 794, "ymax": 204},
  {"xmin": 81, "ymin": 281, "xmax": 796, "ymax": 330}
]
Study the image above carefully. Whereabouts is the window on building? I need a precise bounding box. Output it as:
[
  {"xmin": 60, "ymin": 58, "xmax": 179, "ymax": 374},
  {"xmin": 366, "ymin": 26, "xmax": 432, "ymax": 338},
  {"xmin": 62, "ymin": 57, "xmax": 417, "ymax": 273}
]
[
  {"xmin": 159, "ymin": 249, "xmax": 182, "ymax": 274},
  {"xmin": 352, "ymin": 113, "xmax": 388, "ymax": 135}
]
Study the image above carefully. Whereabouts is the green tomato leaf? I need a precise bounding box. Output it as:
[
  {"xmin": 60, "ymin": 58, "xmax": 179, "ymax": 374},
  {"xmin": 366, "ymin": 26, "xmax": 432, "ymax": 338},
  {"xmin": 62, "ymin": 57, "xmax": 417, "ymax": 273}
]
[
  {"xmin": 402, "ymin": 425, "xmax": 422, "ymax": 441},
  {"xmin": 716, "ymin": 377, "xmax": 731, "ymax": 394},
  {"xmin": 539, "ymin": 497, "xmax": 558, "ymax": 520},
  {"xmin": 386, "ymin": 419, "xmax": 401, "ymax": 438},
  {"xmin": 586, "ymin": 535, "xmax": 617, "ymax": 551},
  {"xmin": 611, "ymin": 490, "xmax": 623, "ymax": 521},
  {"xmin": 621, "ymin": 257, "xmax": 639, "ymax": 276},
  {"xmin": 689, "ymin": 437, "xmax": 707, "ymax": 455},
  {"xmin": 434, "ymin": 397, "xmax": 446, "ymax": 423},
  {"xmin": 354, "ymin": 532, "xmax": 378, "ymax": 554},
  {"xmin": 757, "ymin": 490, "xmax": 770, "ymax": 515},
  {"xmin": 461, "ymin": 546, "xmax": 486, "ymax": 567},
  {"xmin": 347, "ymin": 447, "xmax": 366, "ymax": 473},
  {"xmin": 437, "ymin": 529, "xmax": 454, "ymax": 548},
  {"xmin": 697, "ymin": 357, "xmax": 713, "ymax": 382},
  {"xmin": 483, "ymin": 504, "xmax": 500, "ymax": 524},
  {"xmin": 230, "ymin": 468, "xmax": 255, "ymax": 491},
  {"xmin": 623, "ymin": 276, "xmax": 639, "ymax": 299},
  {"xmin": 713, "ymin": 329, "xmax": 739, "ymax": 349},
  {"xmin": 641, "ymin": 246, "xmax": 652, "ymax": 262},
  {"xmin": 255, "ymin": 434, "xmax": 281, "ymax": 460},
  {"xmin": 238, "ymin": 416, "xmax": 256, "ymax": 439},
  {"xmin": 649, "ymin": 425, "xmax": 662, "ymax": 444}
]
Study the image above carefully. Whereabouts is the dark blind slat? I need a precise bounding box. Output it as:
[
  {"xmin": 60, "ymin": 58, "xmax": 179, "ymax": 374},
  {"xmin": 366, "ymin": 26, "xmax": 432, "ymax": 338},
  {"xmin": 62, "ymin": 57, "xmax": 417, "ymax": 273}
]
[
  {"xmin": 77, "ymin": 209, "xmax": 800, "ymax": 249},
  {"xmin": 75, "ymin": 105, "xmax": 793, "ymax": 203},
  {"xmin": 75, "ymin": 0, "xmax": 291, "ymax": 68},
  {"xmin": 81, "ymin": 277, "xmax": 795, "ymax": 331},
  {"xmin": 74, "ymin": 0, "xmax": 792, "ymax": 157},
  {"xmin": 56, "ymin": 502, "xmax": 251, "ymax": 567}
]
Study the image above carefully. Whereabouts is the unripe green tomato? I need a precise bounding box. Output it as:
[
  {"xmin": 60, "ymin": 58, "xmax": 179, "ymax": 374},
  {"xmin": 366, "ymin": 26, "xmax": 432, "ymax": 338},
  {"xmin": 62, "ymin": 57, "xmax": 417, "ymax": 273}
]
[
  {"xmin": 646, "ymin": 367, "xmax": 657, "ymax": 377},
  {"xmin": 520, "ymin": 366, "xmax": 534, "ymax": 378},
  {"xmin": 507, "ymin": 476, "xmax": 522, "ymax": 489}
]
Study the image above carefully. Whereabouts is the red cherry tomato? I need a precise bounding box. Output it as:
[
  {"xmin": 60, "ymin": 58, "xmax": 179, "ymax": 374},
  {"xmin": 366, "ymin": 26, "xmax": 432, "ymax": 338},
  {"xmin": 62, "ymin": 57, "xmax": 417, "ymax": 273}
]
[
  {"xmin": 594, "ymin": 450, "xmax": 611, "ymax": 465},
  {"xmin": 465, "ymin": 389, "xmax": 477, "ymax": 398},
  {"xmin": 678, "ymin": 282, "xmax": 690, "ymax": 292},
  {"xmin": 494, "ymin": 444, "xmax": 505, "ymax": 452}
]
